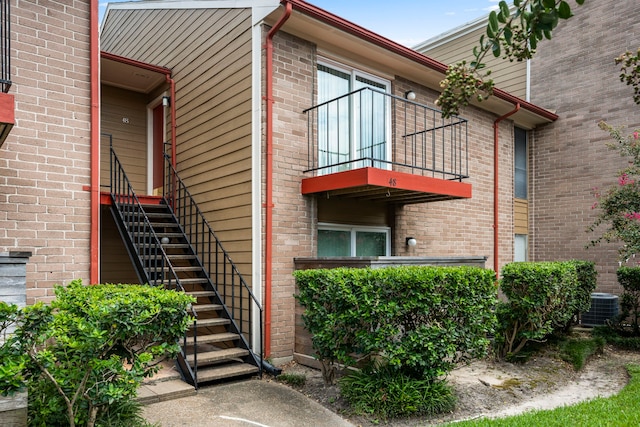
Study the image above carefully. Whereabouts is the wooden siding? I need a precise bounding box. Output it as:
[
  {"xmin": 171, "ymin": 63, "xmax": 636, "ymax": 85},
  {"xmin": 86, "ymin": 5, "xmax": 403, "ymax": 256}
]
[
  {"xmin": 101, "ymin": 8, "xmax": 254, "ymax": 284},
  {"xmin": 418, "ymin": 26, "xmax": 527, "ymax": 99},
  {"xmin": 101, "ymin": 85, "xmax": 148, "ymax": 194},
  {"xmin": 514, "ymin": 198, "xmax": 529, "ymax": 235},
  {"xmin": 100, "ymin": 206, "xmax": 140, "ymax": 285}
]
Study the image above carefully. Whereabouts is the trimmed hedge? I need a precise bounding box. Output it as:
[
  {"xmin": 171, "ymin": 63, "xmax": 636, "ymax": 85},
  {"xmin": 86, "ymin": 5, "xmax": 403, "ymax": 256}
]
[
  {"xmin": 294, "ymin": 266, "xmax": 497, "ymax": 383},
  {"xmin": 496, "ymin": 261, "xmax": 597, "ymax": 358},
  {"xmin": 616, "ymin": 266, "xmax": 640, "ymax": 333}
]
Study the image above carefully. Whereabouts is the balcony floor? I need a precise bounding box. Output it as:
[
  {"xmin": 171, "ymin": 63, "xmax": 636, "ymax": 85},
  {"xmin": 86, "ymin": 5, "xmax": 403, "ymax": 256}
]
[{"xmin": 301, "ymin": 167, "xmax": 471, "ymax": 204}]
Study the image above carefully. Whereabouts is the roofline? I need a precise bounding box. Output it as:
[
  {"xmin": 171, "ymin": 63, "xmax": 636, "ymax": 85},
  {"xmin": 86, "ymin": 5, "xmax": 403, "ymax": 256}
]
[
  {"xmin": 281, "ymin": 0, "xmax": 557, "ymax": 122},
  {"xmin": 100, "ymin": 51, "xmax": 172, "ymax": 75}
]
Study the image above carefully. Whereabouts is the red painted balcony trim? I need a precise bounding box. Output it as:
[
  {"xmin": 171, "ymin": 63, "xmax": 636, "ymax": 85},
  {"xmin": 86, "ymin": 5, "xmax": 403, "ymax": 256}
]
[{"xmin": 301, "ymin": 167, "xmax": 471, "ymax": 204}]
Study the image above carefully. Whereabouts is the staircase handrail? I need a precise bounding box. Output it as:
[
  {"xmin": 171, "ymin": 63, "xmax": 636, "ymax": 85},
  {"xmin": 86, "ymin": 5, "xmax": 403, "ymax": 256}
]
[
  {"xmin": 163, "ymin": 151, "xmax": 263, "ymax": 368},
  {"xmin": 109, "ymin": 143, "xmax": 199, "ymax": 385}
]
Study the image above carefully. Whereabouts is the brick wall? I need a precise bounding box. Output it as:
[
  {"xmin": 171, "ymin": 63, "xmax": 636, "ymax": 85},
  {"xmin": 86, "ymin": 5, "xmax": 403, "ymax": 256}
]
[
  {"xmin": 530, "ymin": 0, "xmax": 640, "ymax": 294},
  {"xmin": 0, "ymin": 0, "xmax": 92, "ymax": 304},
  {"xmin": 269, "ymin": 31, "xmax": 517, "ymax": 360}
]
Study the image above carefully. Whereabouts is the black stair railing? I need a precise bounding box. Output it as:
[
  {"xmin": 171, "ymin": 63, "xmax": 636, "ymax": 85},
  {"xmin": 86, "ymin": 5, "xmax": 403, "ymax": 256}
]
[
  {"xmin": 1, "ymin": 0, "xmax": 10, "ymax": 93},
  {"xmin": 108, "ymin": 140, "xmax": 199, "ymax": 385},
  {"xmin": 163, "ymin": 150, "xmax": 264, "ymax": 370}
]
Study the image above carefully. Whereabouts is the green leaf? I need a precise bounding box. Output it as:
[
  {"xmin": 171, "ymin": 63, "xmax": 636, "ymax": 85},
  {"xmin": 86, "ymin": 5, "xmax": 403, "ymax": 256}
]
[
  {"xmin": 491, "ymin": 40, "xmax": 501, "ymax": 58},
  {"xmin": 542, "ymin": 0, "xmax": 555, "ymax": 8},
  {"xmin": 543, "ymin": 29, "xmax": 552, "ymax": 40},
  {"xmin": 575, "ymin": 0, "xmax": 585, "ymax": 4},
  {"xmin": 558, "ymin": 1, "xmax": 572, "ymax": 19},
  {"xmin": 488, "ymin": 10, "xmax": 500, "ymax": 35},
  {"xmin": 504, "ymin": 26, "xmax": 513, "ymax": 45},
  {"xmin": 499, "ymin": 1, "xmax": 510, "ymax": 19}
]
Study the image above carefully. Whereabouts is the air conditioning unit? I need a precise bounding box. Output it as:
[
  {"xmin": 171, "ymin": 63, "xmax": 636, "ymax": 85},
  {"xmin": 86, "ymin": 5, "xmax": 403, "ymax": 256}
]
[{"xmin": 581, "ymin": 293, "xmax": 619, "ymax": 327}]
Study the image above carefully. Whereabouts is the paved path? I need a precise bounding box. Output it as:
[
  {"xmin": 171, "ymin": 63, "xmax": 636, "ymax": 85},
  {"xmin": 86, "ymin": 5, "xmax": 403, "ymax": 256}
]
[{"xmin": 141, "ymin": 379, "xmax": 355, "ymax": 427}]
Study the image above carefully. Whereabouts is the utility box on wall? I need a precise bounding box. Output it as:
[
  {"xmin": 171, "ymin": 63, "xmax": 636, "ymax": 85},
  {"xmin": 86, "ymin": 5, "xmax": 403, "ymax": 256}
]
[{"xmin": 0, "ymin": 251, "xmax": 31, "ymax": 427}]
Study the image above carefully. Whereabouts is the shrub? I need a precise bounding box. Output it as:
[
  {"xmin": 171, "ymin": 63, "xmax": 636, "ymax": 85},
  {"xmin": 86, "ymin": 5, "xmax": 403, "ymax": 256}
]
[
  {"xmin": 0, "ymin": 280, "xmax": 194, "ymax": 427},
  {"xmin": 616, "ymin": 266, "xmax": 640, "ymax": 334},
  {"xmin": 558, "ymin": 337, "xmax": 605, "ymax": 371},
  {"xmin": 496, "ymin": 261, "xmax": 593, "ymax": 358},
  {"xmin": 339, "ymin": 361, "xmax": 456, "ymax": 419},
  {"xmin": 294, "ymin": 266, "xmax": 497, "ymax": 383}
]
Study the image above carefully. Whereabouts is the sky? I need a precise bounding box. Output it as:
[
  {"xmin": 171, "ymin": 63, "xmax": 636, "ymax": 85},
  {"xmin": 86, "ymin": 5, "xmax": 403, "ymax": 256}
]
[{"xmin": 98, "ymin": 0, "xmax": 500, "ymax": 47}]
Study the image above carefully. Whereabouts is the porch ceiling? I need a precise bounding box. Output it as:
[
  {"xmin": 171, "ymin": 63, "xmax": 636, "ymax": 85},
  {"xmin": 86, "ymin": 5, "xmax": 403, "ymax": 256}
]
[
  {"xmin": 301, "ymin": 167, "xmax": 471, "ymax": 205},
  {"xmin": 101, "ymin": 54, "xmax": 168, "ymax": 94}
]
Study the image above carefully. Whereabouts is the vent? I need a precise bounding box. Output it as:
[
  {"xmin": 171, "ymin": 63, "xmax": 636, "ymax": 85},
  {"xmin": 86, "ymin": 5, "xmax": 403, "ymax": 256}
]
[{"xmin": 581, "ymin": 293, "xmax": 619, "ymax": 327}]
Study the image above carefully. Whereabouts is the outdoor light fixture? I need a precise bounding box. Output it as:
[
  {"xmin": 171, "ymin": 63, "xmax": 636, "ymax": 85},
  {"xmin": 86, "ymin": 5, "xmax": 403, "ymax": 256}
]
[
  {"xmin": 405, "ymin": 91, "xmax": 416, "ymax": 101},
  {"xmin": 160, "ymin": 237, "xmax": 170, "ymax": 245},
  {"xmin": 162, "ymin": 96, "xmax": 171, "ymax": 107},
  {"xmin": 406, "ymin": 237, "xmax": 417, "ymax": 247}
]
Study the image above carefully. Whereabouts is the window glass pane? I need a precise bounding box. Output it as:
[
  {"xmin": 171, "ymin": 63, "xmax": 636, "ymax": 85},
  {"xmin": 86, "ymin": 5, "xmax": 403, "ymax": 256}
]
[
  {"xmin": 318, "ymin": 65, "xmax": 351, "ymax": 173},
  {"xmin": 318, "ymin": 229, "xmax": 351, "ymax": 256},
  {"xmin": 515, "ymin": 127, "xmax": 527, "ymax": 199},
  {"xmin": 514, "ymin": 234, "xmax": 528, "ymax": 262},
  {"xmin": 354, "ymin": 75, "xmax": 387, "ymax": 168},
  {"xmin": 355, "ymin": 231, "xmax": 386, "ymax": 256}
]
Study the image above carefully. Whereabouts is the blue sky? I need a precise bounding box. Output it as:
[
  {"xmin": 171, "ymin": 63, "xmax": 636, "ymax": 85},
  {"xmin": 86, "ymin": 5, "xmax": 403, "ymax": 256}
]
[{"xmin": 99, "ymin": 1, "xmax": 499, "ymax": 46}]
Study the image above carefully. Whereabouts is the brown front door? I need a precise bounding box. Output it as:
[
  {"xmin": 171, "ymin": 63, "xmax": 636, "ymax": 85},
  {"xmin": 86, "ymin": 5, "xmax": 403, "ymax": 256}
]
[{"xmin": 152, "ymin": 103, "xmax": 164, "ymax": 194}]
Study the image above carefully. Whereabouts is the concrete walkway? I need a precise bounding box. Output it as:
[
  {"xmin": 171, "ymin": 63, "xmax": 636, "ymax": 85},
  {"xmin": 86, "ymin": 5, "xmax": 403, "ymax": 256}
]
[{"xmin": 140, "ymin": 379, "xmax": 355, "ymax": 427}]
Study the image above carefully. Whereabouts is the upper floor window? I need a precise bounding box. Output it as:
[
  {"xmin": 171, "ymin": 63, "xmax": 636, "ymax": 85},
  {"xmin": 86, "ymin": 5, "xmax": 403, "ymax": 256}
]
[
  {"xmin": 317, "ymin": 61, "xmax": 391, "ymax": 174},
  {"xmin": 317, "ymin": 223, "xmax": 390, "ymax": 257},
  {"xmin": 514, "ymin": 127, "xmax": 527, "ymax": 199}
]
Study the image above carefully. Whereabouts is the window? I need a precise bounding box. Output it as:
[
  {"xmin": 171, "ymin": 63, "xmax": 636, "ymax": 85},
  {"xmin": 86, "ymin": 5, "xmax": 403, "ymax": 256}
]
[
  {"xmin": 317, "ymin": 62, "xmax": 390, "ymax": 173},
  {"xmin": 514, "ymin": 127, "xmax": 527, "ymax": 199},
  {"xmin": 318, "ymin": 224, "xmax": 390, "ymax": 257},
  {"xmin": 514, "ymin": 234, "xmax": 528, "ymax": 262}
]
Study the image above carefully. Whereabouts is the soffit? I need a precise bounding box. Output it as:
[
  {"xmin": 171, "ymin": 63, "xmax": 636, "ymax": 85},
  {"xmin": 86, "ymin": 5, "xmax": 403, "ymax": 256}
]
[{"xmin": 101, "ymin": 56, "xmax": 167, "ymax": 94}]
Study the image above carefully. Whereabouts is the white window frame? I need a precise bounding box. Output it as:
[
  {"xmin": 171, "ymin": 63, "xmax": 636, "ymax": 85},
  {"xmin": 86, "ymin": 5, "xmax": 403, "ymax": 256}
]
[
  {"xmin": 318, "ymin": 222, "xmax": 391, "ymax": 257},
  {"xmin": 317, "ymin": 59, "xmax": 392, "ymax": 171}
]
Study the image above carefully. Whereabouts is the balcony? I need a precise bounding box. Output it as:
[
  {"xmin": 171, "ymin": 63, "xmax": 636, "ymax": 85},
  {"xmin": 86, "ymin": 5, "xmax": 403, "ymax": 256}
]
[
  {"xmin": 0, "ymin": 0, "xmax": 14, "ymax": 147},
  {"xmin": 301, "ymin": 87, "xmax": 472, "ymax": 204}
]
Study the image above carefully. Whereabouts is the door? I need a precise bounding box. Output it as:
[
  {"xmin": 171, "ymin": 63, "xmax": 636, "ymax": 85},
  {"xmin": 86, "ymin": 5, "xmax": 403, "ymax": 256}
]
[{"xmin": 152, "ymin": 103, "xmax": 164, "ymax": 194}]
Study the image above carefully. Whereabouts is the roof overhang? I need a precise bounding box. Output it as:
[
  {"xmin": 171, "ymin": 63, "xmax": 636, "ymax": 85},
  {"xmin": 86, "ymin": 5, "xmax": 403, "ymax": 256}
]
[
  {"xmin": 100, "ymin": 51, "xmax": 171, "ymax": 94},
  {"xmin": 301, "ymin": 167, "xmax": 472, "ymax": 204},
  {"xmin": 265, "ymin": 0, "xmax": 557, "ymax": 129}
]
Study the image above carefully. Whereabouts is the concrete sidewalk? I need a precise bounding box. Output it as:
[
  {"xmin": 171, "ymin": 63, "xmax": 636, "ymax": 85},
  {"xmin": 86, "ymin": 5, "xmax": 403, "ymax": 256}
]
[{"xmin": 140, "ymin": 379, "xmax": 355, "ymax": 427}]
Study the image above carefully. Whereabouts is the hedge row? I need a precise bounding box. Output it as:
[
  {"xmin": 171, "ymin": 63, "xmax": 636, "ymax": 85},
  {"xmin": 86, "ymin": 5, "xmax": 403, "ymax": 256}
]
[{"xmin": 294, "ymin": 266, "xmax": 498, "ymax": 382}]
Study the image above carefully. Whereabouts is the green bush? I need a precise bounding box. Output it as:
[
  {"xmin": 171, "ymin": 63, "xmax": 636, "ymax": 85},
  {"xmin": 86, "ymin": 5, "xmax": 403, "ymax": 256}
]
[
  {"xmin": 496, "ymin": 261, "xmax": 595, "ymax": 359},
  {"xmin": 0, "ymin": 280, "xmax": 194, "ymax": 427},
  {"xmin": 616, "ymin": 266, "xmax": 640, "ymax": 334},
  {"xmin": 339, "ymin": 361, "xmax": 456, "ymax": 420},
  {"xmin": 294, "ymin": 266, "xmax": 497, "ymax": 383},
  {"xmin": 558, "ymin": 337, "xmax": 605, "ymax": 371}
]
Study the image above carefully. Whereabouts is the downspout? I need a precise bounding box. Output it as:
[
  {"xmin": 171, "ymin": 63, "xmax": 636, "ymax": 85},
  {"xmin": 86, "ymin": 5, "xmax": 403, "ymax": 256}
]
[
  {"xmin": 264, "ymin": 2, "xmax": 292, "ymax": 358},
  {"xmin": 493, "ymin": 103, "xmax": 520, "ymax": 277},
  {"xmin": 90, "ymin": 0, "xmax": 99, "ymax": 284},
  {"xmin": 167, "ymin": 75, "xmax": 177, "ymax": 170}
]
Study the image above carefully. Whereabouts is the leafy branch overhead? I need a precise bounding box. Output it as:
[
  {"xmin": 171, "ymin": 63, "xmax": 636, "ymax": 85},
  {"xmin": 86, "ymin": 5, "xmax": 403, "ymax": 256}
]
[{"xmin": 436, "ymin": 0, "xmax": 585, "ymax": 118}]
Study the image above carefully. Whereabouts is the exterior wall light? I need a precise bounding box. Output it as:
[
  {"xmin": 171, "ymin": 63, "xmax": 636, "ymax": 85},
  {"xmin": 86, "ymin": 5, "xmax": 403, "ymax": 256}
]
[
  {"xmin": 162, "ymin": 96, "xmax": 171, "ymax": 107},
  {"xmin": 406, "ymin": 237, "xmax": 417, "ymax": 247},
  {"xmin": 405, "ymin": 91, "xmax": 416, "ymax": 101}
]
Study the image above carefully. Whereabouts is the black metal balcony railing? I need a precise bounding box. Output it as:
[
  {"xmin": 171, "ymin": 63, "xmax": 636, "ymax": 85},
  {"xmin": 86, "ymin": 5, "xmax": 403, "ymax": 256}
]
[
  {"xmin": 303, "ymin": 87, "xmax": 468, "ymax": 181},
  {"xmin": 1, "ymin": 0, "xmax": 10, "ymax": 93}
]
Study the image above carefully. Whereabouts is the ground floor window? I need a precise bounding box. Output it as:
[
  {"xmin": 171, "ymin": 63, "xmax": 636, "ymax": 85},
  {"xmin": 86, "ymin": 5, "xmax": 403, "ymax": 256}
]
[
  {"xmin": 318, "ymin": 224, "xmax": 390, "ymax": 257},
  {"xmin": 514, "ymin": 234, "xmax": 528, "ymax": 262}
]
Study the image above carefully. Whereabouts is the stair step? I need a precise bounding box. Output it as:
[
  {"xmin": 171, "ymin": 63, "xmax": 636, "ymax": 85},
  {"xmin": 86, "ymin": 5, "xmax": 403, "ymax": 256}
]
[
  {"xmin": 136, "ymin": 232, "xmax": 183, "ymax": 239},
  {"xmin": 187, "ymin": 348, "xmax": 250, "ymax": 365},
  {"xmin": 145, "ymin": 212, "xmax": 174, "ymax": 219},
  {"xmin": 179, "ymin": 278, "xmax": 208, "ymax": 285},
  {"xmin": 185, "ymin": 332, "xmax": 239, "ymax": 345},
  {"xmin": 192, "ymin": 318, "xmax": 230, "ymax": 328},
  {"xmin": 193, "ymin": 303, "xmax": 223, "ymax": 313},
  {"xmin": 186, "ymin": 291, "xmax": 217, "ymax": 298},
  {"xmin": 167, "ymin": 254, "xmax": 196, "ymax": 261},
  {"xmin": 195, "ymin": 362, "xmax": 259, "ymax": 384}
]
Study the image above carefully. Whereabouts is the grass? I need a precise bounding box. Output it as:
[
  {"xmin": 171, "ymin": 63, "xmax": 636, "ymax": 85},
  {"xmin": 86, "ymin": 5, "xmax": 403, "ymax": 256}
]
[
  {"xmin": 446, "ymin": 364, "xmax": 640, "ymax": 426},
  {"xmin": 558, "ymin": 336, "xmax": 605, "ymax": 371},
  {"xmin": 276, "ymin": 372, "xmax": 307, "ymax": 387}
]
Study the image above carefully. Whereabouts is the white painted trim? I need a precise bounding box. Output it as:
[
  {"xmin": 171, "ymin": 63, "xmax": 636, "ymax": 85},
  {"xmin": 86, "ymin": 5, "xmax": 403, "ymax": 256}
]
[
  {"xmin": 107, "ymin": 0, "xmax": 279, "ymax": 12},
  {"xmin": 145, "ymin": 93, "xmax": 168, "ymax": 195},
  {"xmin": 250, "ymin": 12, "xmax": 264, "ymax": 353}
]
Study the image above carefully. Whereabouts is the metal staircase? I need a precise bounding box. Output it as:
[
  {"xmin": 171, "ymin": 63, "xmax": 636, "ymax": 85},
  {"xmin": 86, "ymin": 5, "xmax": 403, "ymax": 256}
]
[{"xmin": 108, "ymin": 143, "xmax": 262, "ymax": 388}]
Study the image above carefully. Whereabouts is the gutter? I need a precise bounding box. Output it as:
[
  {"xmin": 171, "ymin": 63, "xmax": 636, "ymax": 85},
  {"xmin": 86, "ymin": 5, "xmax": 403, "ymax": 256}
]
[
  {"xmin": 493, "ymin": 103, "xmax": 520, "ymax": 277},
  {"xmin": 264, "ymin": 1, "xmax": 292, "ymax": 358},
  {"xmin": 90, "ymin": 0, "xmax": 99, "ymax": 284}
]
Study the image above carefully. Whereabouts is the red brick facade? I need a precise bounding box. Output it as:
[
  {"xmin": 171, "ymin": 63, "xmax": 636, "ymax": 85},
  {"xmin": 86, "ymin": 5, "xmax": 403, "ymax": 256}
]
[
  {"xmin": 530, "ymin": 0, "xmax": 640, "ymax": 294},
  {"xmin": 0, "ymin": 0, "xmax": 92, "ymax": 304},
  {"xmin": 269, "ymin": 30, "xmax": 518, "ymax": 359}
]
